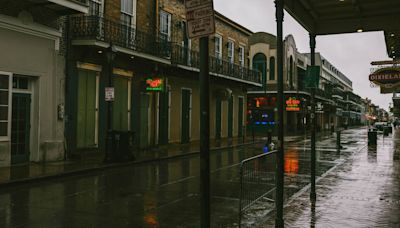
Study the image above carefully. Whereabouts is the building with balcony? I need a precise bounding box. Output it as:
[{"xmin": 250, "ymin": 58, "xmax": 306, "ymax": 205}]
[
  {"xmin": 0, "ymin": 0, "xmax": 88, "ymax": 166},
  {"xmin": 65, "ymin": 0, "xmax": 261, "ymax": 155}
]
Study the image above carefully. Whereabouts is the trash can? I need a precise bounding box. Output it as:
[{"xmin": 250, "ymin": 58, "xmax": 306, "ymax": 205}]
[
  {"xmin": 368, "ymin": 129, "xmax": 377, "ymax": 145},
  {"xmin": 111, "ymin": 131, "xmax": 135, "ymax": 161}
]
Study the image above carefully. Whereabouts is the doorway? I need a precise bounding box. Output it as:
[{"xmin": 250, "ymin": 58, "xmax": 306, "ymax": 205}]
[{"xmin": 11, "ymin": 93, "xmax": 31, "ymax": 164}]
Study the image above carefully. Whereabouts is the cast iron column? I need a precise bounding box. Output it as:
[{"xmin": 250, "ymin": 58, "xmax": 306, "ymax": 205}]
[
  {"xmin": 199, "ymin": 36, "xmax": 210, "ymax": 228},
  {"xmin": 105, "ymin": 45, "xmax": 115, "ymax": 162},
  {"xmin": 310, "ymin": 34, "xmax": 317, "ymax": 202},
  {"xmin": 275, "ymin": 0, "xmax": 284, "ymax": 227}
]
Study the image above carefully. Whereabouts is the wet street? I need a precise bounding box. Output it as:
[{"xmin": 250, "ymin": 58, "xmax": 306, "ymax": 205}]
[{"xmin": 0, "ymin": 127, "xmax": 396, "ymax": 227}]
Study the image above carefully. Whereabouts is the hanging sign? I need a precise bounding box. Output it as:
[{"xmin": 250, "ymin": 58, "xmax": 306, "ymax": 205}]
[
  {"xmin": 105, "ymin": 87, "xmax": 114, "ymax": 101},
  {"xmin": 369, "ymin": 67, "xmax": 400, "ymax": 94},
  {"xmin": 185, "ymin": 0, "xmax": 215, "ymax": 39},
  {"xmin": 305, "ymin": 66, "xmax": 320, "ymax": 88},
  {"xmin": 146, "ymin": 77, "xmax": 164, "ymax": 92},
  {"xmin": 286, "ymin": 97, "xmax": 301, "ymax": 111}
]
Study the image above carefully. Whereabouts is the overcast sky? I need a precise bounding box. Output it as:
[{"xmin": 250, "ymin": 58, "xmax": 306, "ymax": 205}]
[{"xmin": 214, "ymin": 0, "xmax": 393, "ymax": 110}]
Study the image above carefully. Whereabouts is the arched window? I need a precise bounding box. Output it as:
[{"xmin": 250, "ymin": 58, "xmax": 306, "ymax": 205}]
[
  {"xmin": 253, "ymin": 53, "xmax": 267, "ymax": 88},
  {"xmin": 289, "ymin": 56, "xmax": 294, "ymax": 89},
  {"xmin": 269, "ymin": 57, "xmax": 275, "ymax": 80}
]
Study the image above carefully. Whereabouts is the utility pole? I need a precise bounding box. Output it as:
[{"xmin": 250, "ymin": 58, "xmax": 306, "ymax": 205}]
[{"xmin": 199, "ymin": 36, "xmax": 210, "ymax": 228}]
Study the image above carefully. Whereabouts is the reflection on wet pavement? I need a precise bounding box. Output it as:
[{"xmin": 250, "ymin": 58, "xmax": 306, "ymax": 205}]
[
  {"xmin": 0, "ymin": 127, "xmax": 387, "ymax": 227},
  {"xmin": 263, "ymin": 127, "xmax": 400, "ymax": 228}
]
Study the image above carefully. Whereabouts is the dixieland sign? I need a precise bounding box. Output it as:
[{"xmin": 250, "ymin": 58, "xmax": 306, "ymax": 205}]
[{"xmin": 369, "ymin": 67, "xmax": 400, "ymax": 83}]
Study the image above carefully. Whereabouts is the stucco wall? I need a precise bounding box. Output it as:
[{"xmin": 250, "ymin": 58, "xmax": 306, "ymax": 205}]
[{"xmin": 0, "ymin": 25, "xmax": 64, "ymax": 166}]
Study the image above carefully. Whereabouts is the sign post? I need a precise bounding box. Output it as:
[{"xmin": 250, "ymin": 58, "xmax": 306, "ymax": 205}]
[{"xmin": 185, "ymin": 1, "xmax": 215, "ymax": 227}]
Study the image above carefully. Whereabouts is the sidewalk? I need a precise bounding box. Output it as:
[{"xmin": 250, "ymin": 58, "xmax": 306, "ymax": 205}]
[
  {"xmin": 0, "ymin": 136, "xmax": 264, "ymax": 187},
  {"xmin": 263, "ymin": 128, "xmax": 400, "ymax": 227}
]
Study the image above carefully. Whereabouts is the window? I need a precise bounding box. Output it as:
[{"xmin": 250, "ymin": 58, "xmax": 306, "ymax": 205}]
[
  {"xmin": 121, "ymin": 0, "xmax": 135, "ymax": 26},
  {"xmin": 89, "ymin": 0, "xmax": 102, "ymax": 15},
  {"xmin": 239, "ymin": 46, "xmax": 245, "ymax": 67},
  {"xmin": 269, "ymin": 57, "xmax": 275, "ymax": 80},
  {"xmin": 227, "ymin": 40, "xmax": 234, "ymax": 64},
  {"xmin": 0, "ymin": 72, "xmax": 11, "ymax": 139},
  {"xmin": 214, "ymin": 35, "xmax": 222, "ymax": 60},
  {"xmin": 160, "ymin": 10, "xmax": 171, "ymax": 41}
]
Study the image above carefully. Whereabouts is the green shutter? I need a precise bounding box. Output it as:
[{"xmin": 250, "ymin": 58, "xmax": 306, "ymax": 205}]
[
  {"xmin": 113, "ymin": 76, "xmax": 129, "ymax": 131},
  {"xmin": 76, "ymin": 70, "xmax": 97, "ymax": 148}
]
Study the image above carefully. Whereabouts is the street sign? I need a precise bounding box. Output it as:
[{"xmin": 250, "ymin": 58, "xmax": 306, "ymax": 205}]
[
  {"xmin": 185, "ymin": 0, "xmax": 215, "ymax": 39},
  {"xmin": 105, "ymin": 87, "xmax": 114, "ymax": 101}
]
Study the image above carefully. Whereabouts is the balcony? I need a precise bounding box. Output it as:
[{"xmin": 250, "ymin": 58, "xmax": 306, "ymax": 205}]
[
  {"xmin": 70, "ymin": 15, "xmax": 261, "ymax": 85},
  {"xmin": 47, "ymin": 0, "xmax": 88, "ymax": 14},
  {"xmin": 172, "ymin": 45, "xmax": 261, "ymax": 85},
  {"xmin": 70, "ymin": 15, "xmax": 171, "ymax": 59}
]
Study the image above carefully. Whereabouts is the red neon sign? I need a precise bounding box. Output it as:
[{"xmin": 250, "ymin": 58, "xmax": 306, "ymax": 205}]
[
  {"xmin": 286, "ymin": 97, "xmax": 301, "ymax": 111},
  {"xmin": 146, "ymin": 78, "xmax": 164, "ymax": 91}
]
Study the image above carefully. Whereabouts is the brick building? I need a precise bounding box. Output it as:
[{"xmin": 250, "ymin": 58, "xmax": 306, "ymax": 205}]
[{"xmin": 65, "ymin": 0, "xmax": 261, "ymax": 157}]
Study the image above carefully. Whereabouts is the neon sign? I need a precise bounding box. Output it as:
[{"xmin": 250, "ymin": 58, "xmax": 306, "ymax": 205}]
[
  {"xmin": 286, "ymin": 97, "xmax": 301, "ymax": 111},
  {"xmin": 146, "ymin": 77, "xmax": 164, "ymax": 91}
]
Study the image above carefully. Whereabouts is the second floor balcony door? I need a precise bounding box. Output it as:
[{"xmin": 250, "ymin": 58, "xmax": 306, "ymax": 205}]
[
  {"xmin": 121, "ymin": 0, "xmax": 136, "ymax": 48},
  {"xmin": 160, "ymin": 10, "xmax": 171, "ymax": 57}
]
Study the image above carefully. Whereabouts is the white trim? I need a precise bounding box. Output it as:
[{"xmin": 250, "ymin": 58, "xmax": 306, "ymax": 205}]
[
  {"xmin": 0, "ymin": 71, "xmax": 12, "ymax": 142},
  {"xmin": 156, "ymin": 92, "xmax": 159, "ymax": 144},
  {"xmin": 167, "ymin": 85, "xmax": 171, "ymax": 141},
  {"xmin": 0, "ymin": 14, "xmax": 61, "ymax": 50},
  {"xmin": 238, "ymin": 95, "xmax": 245, "ymax": 134},
  {"xmin": 48, "ymin": 0, "xmax": 89, "ymax": 14},
  {"xmin": 77, "ymin": 62, "xmax": 102, "ymax": 71},
  {"xmin": 238, "ymin": 45, "xmax": 245, "ymax": 67},
  {"xmin": 227, "ymin": 39, "xmax": 235, "ymax": 64},
  {"xmin": 113, "ymin": 46, "xmax": 171, "ymax": 65},
  {"xmin": 94, "ymin": 73, "xmax": 99, "ymax": 145},
  {"xmin": 214, "ymin": 34, "xmax": 222, "ymax": 60},
  {"xmin": 127, "ymin": 78, "xmax": 131, "ymax": 131},
  {"xmin": 72, "ymin": 40, "xmax": 110, "ymax": 48},
  {"xmin": 113, "ymin": 68, "xmax": 133, "ymax": 77},
  {"xmin": 231, "ymin": 94, "xmax": 235, "ymax": 136},
  {"xmin": 181, "ymin": 88, "xmax": 192, "ymax": 141}
]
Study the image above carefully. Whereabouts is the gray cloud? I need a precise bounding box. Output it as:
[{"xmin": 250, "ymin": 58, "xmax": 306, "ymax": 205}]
[{"xmin": 214, "ymin": 0, "xmax": 392, "ymax": 110}]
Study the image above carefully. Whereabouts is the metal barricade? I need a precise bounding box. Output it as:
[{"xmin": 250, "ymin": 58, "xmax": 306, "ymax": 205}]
[{"xmin": 238, "ymin": 150, "xmax": 277, "ymax": 227}]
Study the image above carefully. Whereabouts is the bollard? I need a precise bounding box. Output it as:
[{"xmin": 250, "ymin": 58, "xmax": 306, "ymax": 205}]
[
  {"xmin": 336, "ymin": 130, "xmax": 342, "ymax": 150},
  {"xmin": 383, "ymin": 127, "xmax": 389, "ymax": 137}
]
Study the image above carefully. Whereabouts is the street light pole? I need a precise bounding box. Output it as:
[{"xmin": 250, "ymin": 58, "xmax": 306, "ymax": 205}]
[
  {"xmin": 309, "ymin": 34, "xmax": 317, "ymax": 203},
  {"xmin": 199, "ymin": 36, "xmax": 210, "ymax": 228},
  {"xmin": 275, "ymin": 0, "xmax": 285, "ymax": 227},
  {"xmin": 105, "ymin": 44, "xmax": 116, "ymax": 162}
]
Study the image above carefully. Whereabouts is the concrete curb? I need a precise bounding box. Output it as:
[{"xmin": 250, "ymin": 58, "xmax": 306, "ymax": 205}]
[{"xmin": 0, "ymin": 140, "xmax": 263, "ymax": 188}]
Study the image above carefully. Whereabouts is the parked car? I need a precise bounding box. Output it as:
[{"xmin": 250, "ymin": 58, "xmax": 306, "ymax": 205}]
[{"xmin": 373, "ymin": 122, "xmax": 388, "ymax": 131}]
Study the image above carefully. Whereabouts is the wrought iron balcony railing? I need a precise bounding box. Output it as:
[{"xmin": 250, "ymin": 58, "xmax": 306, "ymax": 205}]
[
  {"xmin": 70, "ymin": 15, "xmax": 171, "ymax": 58},
  {"xmin": 70, "ymin": 15, "xmax": 261, "ymax": 85},
  {"xmin": 172, "ymin": 44, "xmax": 261, "ymax": 84}
]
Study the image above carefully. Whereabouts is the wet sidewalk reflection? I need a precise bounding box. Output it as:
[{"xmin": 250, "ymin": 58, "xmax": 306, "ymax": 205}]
[{"xmin": 263, "ymin": 127, "xmax": 400, "ymax": 227}]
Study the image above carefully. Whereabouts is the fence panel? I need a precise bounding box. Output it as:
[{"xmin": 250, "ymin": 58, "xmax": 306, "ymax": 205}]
[{"xmin": 239, "ymin": 151, "xmax": 277, "ymax": 227}]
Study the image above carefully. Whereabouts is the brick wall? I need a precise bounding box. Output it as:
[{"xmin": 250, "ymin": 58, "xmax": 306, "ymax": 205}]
[{"xmin": 104, "ymin": 0, "xmax": 120, "ymax": 22}]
